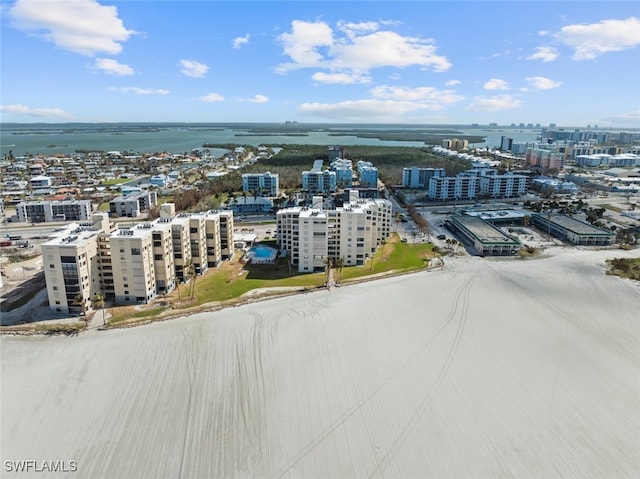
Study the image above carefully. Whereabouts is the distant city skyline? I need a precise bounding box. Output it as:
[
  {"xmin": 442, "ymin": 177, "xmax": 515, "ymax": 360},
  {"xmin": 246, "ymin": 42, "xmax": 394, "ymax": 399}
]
[{"xmin": 1, "ymin": 1, "xmax": 639, "ymax": 127}]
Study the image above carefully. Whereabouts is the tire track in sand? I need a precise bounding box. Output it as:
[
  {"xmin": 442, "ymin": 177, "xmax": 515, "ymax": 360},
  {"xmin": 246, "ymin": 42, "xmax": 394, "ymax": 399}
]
[
  {"xmin": 367, "ymin": 269, "xmax": 477, "ymax": 478},
  {"xmin": 271, "ymin": 268, "xmax": 479, "ymax": 479}
]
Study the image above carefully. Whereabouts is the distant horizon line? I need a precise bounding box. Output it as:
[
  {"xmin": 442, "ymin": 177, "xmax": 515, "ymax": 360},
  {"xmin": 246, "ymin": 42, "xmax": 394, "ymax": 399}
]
[{"xmin": 1, "ymin": 121, "xmax": 638, "ymax": 130}]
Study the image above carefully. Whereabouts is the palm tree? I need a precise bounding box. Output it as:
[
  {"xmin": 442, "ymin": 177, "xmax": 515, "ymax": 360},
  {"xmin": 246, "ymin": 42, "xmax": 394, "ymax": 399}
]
[
  {"xmin": 186, "ymin": 259, "xmax": 196, "ymax": 300},
  {"xmin": 72, "ymin": 294, "xmax": 86, "ymax": 322},
  {"xmin": 91, "ymin": 293, "xmax": 106, "ymax": 326},
  {"xmin": 334, "ymin": 257, "xmax": 344, "ymax": 284},
  {"xmin": 324, "ymin": 256, "xmax": 333, "ymax": 285}
]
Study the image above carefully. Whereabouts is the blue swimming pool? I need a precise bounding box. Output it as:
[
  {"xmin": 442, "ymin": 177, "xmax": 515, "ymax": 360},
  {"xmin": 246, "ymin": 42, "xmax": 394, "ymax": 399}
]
[
  {"xmin": 249, "ymin": 245, "xmax": 277, "ymax": 258},
  {"xmin": 245, "ymin": 244, "xmax": 278, "ymax": 264}
]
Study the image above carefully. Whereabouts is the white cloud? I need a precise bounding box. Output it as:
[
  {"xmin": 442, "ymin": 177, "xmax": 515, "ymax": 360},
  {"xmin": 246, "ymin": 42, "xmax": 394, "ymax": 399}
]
[
  {"xmin": 480, "ymin": 49, "xmax": 513, "ymax": 60},
  {"xmin": 337, "ymin": 20, "xmax": 379, "ymax": 38},
  {"xmin": 331, "ymin": 30, "xmax": 451, "ymax": 72},
  {"xmin": 445, "ymin": 80, "xmax": 461, "ymax": 87},
  {"xmin": 276, "ymin": 19, "xmax": 451, "ymax": 75},
  {"xmin": 602, "ymin": 110, "xmax": 640, "ymax": 125},
  {"xmin": 0, "ymin": 103, "xmax": 73, "ymax": 119},
  {"xmin": 370, "ymin": 85, "xmax": 463, "ymax": 105},
  {"xmin": 180, "ymin": 59, "xmax": 209, "ymax": 78},
  {"xmin": 93, "ymin": 58, "xmax": 134, "ymax": 75},
  {"xmin": 109, "ymin": 87, "xmax": 169, "ymax": 95},
  {"xmin": 527, "ymin": 46, "xmax": 559, "ymax": 62},
  {"xmin": 9, "ymin": 0, "xmax": 135, "ymax": 56},
  {"xmin": 311, "ymin": 71, "xmax": 371, "ymax": 84},
  {"xmin": 233, "ymin": 34, "xmax": 250, "ymax": 49},
  {"xmin": 198, "ymin": 93, "xmax": 225, "ymax": 102},
  {"xmin": 483, "ymin": 78, "xmax": 509, "ymax": 91},
  {"xmin": 297, "ymin": 85, "xmax": 464, "ymax": 121},
  {"xmin": 298, "ymin": 99, "xmax": 429, "ymax": 121},
  {"xmin": 276, "ymin": 20, "xmax": 334, "ymax": 72},
  {"xmin": 248, "ymin": 94, "xmax": 269, "ymax": 104},
  {"xmin": 556, "ymin": 17, "xmax": 640, "ymax": 60},
  {"xmin": 526, "ymin": 76, "xmax": 563, "ymax": 90},
  {"xmin": 465, "ymin": 95, "xmax": 522, "ymax": 112}
]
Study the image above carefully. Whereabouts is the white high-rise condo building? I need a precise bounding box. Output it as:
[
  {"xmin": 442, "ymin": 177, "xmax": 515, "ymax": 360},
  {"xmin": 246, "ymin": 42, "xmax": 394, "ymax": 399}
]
[{"xmin": 277, "ymin": 194, "xmax": 392, "ymax": 272}]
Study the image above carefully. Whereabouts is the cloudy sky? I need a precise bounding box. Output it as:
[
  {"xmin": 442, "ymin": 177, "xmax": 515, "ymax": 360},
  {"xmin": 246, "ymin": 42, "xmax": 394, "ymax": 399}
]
[{"xmin": 1, "ymin": 0, "xmax": 639, "ymax": 126}]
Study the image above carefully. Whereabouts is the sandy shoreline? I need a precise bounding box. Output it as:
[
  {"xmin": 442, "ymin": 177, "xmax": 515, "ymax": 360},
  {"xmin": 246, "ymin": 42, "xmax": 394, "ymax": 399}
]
[{"xmin": 1, "ymin": 247, "xmax": 639, "ymax": 478}]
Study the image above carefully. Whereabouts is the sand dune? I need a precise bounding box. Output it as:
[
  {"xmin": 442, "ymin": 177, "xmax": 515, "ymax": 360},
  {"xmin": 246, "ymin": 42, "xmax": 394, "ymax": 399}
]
[{"xmin": 1, "ymin": 248, "xmax": 639, "ymax": 478}]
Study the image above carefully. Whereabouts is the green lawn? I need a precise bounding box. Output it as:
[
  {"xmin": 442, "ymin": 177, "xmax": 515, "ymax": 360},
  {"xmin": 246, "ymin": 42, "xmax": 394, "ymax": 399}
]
[
  {"xmin": 106, "ymin": 235, "xmax": 437, "ymax": 325},
  {"xmin": 100, "ymin": 178, "xmax": 130, "ymax": 186},
  {"xmin": 178, "ymin": 258, "xmax": 325, "ymax": 308},
  {"xmin": 340, "ymin": 236, "xmax": 434, "ymax": 281}
]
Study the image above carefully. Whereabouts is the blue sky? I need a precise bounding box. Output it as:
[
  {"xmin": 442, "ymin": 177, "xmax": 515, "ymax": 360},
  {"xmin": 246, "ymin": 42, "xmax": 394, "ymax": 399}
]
[{"xmin": 1, "ymin": 0, "xmax": 639, "ymax": 126}]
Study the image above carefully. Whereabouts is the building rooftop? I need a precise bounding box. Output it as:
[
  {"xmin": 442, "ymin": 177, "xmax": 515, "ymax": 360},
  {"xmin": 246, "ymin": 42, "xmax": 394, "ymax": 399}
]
[
  {"xmin": 452, "ymin": 215, "xmax": 519, "ymax": 245},
  {"xmin": 543, "ymin": 214, "xmax": 615, "ymax": 236}
]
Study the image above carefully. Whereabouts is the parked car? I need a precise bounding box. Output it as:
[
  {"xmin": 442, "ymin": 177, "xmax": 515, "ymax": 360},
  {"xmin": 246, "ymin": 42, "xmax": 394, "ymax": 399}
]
[{"xmin": 437, "ymin": 234, "xmax": 446, "ymax": 240}]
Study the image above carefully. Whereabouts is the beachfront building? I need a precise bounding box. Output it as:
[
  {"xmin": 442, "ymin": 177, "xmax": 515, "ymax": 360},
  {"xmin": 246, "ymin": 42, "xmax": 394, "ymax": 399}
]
[
  {"xmin": 448, "ymin": 215, "xmax": 520, "ymax": 256},
  {"xmin": 109, "ymin": 191, "xmax": 158, "ymax": 218},
  {"xmin": 277, "ymin": 194, "xmax": 392, "ymax": 272},
  {"xmin": 428, "ymin": 176, "xmax": 478, "ymax": 201},
  {"xmin": 16, "ymin": 199, "xmax": 92, "ymax": 223},
  {"xmin": 108, "ymin": 226, "xmax": 157, "ymax": 304},
  {"xmin": 241, "ymin": 172, "xmax": 279, "ymax": 197},
  {"xmin": 218, "ymin": 210, "xmax": 234, "ymax": 260},
  {"xmin": 150, "ymin": 218, "xmax": 176, "ymax": 295},
  {"xmin": 42, "ymin": 213, "xmax": 111, "ymax": 314},
  {"xmin": 531, "ymin": 213, "xmax": 615, "ymax": 246},
  {"xmin": 402, "ymin": 167, "xmax": 446, "ymax": 189},
  {"xmin": 170, "ymin": 215, "xmax": 192, "ymax": 283},
  {"xmin": 302, "ymin": 160, "xmax": 337, "ymax": 194},
  {"xmin": 42, "ymin": 206, "xmax": 233, "ymax": 311}
]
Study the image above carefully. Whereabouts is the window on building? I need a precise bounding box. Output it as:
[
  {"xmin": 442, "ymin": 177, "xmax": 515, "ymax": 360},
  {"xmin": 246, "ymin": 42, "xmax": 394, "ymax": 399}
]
[
  {"xmin": 131, "ymin": 248, "xmax": 141, "ymax": 255},
  {"xmin": 154, "ymin": 254, "xmax": 162, "ymax": 260}
]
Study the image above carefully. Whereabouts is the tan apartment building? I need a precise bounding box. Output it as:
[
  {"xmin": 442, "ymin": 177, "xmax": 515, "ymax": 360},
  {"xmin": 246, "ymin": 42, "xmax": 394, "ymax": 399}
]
[
  {"xmin": 152, "ymin": 218, "xmax": 176, "ymax": 295},
  {"xmin": 42, "ymin": 213, "xmax": 111, "ymax": 314},
  {"xmin": 42, "ymin": 207, "xmax": 234, "ymax": 311},
  {"xmin": 108, "ymin": 226, "xmax": 156, "ymax": 304}
]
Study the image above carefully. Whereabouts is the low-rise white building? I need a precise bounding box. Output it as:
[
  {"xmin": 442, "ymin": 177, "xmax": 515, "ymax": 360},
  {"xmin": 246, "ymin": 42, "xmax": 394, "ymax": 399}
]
[{"xmin": 16, "ymin": 199, "xmax": 92, "ymax": 223}]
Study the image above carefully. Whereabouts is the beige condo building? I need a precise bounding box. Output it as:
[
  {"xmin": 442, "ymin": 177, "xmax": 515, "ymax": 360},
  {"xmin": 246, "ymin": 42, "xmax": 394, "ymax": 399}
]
[
  {"xmin": 42, "ymin": 213, "xmax": 112, "ymax": 314},
  {"xmin": 42, "ymin": 206, "xmax": 234, "ymax": 312}
]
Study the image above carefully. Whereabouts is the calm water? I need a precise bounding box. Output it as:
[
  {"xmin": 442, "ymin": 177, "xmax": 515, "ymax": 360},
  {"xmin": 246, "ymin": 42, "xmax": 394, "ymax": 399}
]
[
  {"xmin": 249, "ymin": 244, "xmax": 278, "ymax": 259},
  {"xmin": 0, "ymin": 123, "xmax": 541, "ymax": 158}
]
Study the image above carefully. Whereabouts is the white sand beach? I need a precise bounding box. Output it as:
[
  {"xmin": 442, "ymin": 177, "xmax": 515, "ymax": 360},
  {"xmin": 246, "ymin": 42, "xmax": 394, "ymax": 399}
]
[{"xmin": 1, "ymin": 247, "xmax": 639, "ymax": 478}]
